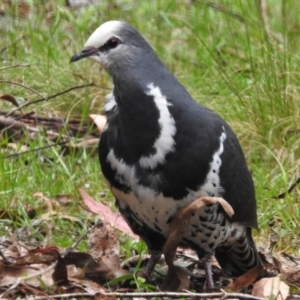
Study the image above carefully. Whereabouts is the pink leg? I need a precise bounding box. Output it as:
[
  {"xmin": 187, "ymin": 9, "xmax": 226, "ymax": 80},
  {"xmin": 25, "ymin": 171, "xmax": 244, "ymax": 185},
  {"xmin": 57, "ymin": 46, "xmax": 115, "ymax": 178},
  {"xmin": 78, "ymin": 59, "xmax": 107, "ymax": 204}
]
[{"xmin": 144, "ymin": 252, "xmax": 161, "ymax": 277}]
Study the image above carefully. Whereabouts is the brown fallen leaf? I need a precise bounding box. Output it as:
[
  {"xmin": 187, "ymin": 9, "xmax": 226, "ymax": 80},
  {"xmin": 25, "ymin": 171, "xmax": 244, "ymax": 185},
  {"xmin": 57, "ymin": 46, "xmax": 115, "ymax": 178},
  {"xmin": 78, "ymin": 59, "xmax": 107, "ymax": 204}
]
[
  {"xmin": 160, "ymin": 265, "xmax": 190, "ymax": 292},
  {"xmin": 89, "ymin": 221, "xmax": 120, "ymax": 270},
  {"xmin": 0, "ymin": 94, "xmax": 20, "ymax": 107},
  {"xmin": 161, "ymin": 196, "xmax": 234, "ymax": 291},
  {"xmin": 94, "ymin": 292, "xmax": 116, "ymax": 300},
  {"xmin": 252, "ymin": 276, "xmax": 289, "ymax": 300},
  {"xmin": 0, "ymin": 261, "xmax": 26, "ymax": 278},
  {"xmin": 14, "ymin": 247, "xmax": 59, "ymax": 266},
  {"xmin": 79, "ymin": 188, "xmax": 137, "ymax": 238},
  {"xmin": 281, "ymin": 265, "xmax": 300, "ymax": 288},
  {"xmin": 88, "ymin": 221, "xmax": 129, "ymax": 284},
  {"xmin": 63, "ymin": 222, "xmax": 128, "ymax": 285},
  {"xmin": 0, "ymin": 246, "xmax": 60, "ymax": 290},
  {"xmin": 85, "ymin": 263, "xmax": 128, "ymax": 284},
  {"xmin": 226, "ymin": 265, "xmax": 263, "ymax": 291},
  {"xmin": 14, "ymin": 0, "xmax": 31, "ymax": 18},
  {"xmin": 90, "ymin": 114, "xmax": 107, "ymax": 134},
  {"xmin": 63, "ymin": 252, "xmax": 98, "ymax": 269},
  {"xmin": 52, "ymin": 251, "xmax": 69, "ymax": 286}
]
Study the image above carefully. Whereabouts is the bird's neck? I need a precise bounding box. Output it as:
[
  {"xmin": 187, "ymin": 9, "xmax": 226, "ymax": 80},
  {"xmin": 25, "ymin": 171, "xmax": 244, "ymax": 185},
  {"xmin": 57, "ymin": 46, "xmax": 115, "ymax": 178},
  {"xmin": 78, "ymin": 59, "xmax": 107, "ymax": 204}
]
[{"xmin": 111, "ymin": 79, "xmax": 176, "ymax": 165}]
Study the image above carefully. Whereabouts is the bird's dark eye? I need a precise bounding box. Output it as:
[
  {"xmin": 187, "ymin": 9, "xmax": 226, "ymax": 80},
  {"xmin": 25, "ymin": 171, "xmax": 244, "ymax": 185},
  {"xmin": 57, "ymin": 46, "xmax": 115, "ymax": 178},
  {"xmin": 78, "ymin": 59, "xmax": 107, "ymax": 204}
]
[{"xmin": 107, "ymin": 37, "xmax": 120, "ymax": 49}]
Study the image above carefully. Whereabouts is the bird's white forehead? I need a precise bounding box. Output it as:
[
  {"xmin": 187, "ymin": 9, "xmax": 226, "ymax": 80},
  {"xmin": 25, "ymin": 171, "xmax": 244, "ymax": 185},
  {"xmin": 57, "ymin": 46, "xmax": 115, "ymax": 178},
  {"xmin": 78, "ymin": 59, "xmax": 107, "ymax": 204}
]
[{"xmin": 84, "ymin": 20, "xmax": 123, "ymax": 48}]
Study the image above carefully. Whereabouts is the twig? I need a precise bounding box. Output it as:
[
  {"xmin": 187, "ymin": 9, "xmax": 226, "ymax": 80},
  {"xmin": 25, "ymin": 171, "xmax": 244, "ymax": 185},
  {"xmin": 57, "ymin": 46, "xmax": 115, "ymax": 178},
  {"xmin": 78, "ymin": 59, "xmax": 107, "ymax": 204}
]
[
  {"xmin": 273, "ymin": 177, "xmax": 300, "ymax": 199},
  {"xmin": 0, "ymin": 249, "xmax": 11, "ymax": 264},
  {"xmin": 20, "ymin": 291, "xmax": 265, "ymax": 300},
  {"xmin": 120, "ymin": 254, "xmax": 151, "ymax": 268},
  {"xmin": 198, "ymin": 1, "xmax": 244, "ymax": 22},
  {"xmin": 3, "ymin": 141, "xmax": 68, "ymax": 159},
  {"xmin": 20, "ymin": 293, "xmax": 93, "ymax": 300},
  {"xmin": 97, "ymin": 291, "xmax": 264, "ymax": 299},
  {"xmin": 0, "ymin": 116, "xmax": 70, "ymax": 140},
  {"xmin": 0, "ymin": 64, "xmax": 30, "ymax": 71},
  {"xmin": 0, "ymin": 35, "xmax": 24, "ymax": 54},
  {"xmin": 62, "ymin": 220, "xmax": 102, "ymax": 257},
  {"xmin": 5, "ymin": 83, "xmax": 100, "ymax": 116},
  {"xmin": 0, "ymin": 111, "xmax": 94, "ymax": 126},
  {"xmin": 0, "ymin": 262, "xmax": 57, "ymax": 298},
  {"xmin": 0, "ymin": 80, "xmax": 46, "ymax": 106},
  {"xmin": 71, "ymin": 138, "xmax": 99, "ymax": 148},
  {"xmin": 14, "ymin": 110, "xmax": 35, "ymax": 119}
]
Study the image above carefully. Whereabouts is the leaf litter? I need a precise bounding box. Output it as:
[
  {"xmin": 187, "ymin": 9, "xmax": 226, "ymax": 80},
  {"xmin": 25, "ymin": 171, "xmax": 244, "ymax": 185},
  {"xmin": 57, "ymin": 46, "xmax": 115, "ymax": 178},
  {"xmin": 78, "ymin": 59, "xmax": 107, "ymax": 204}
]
[{"xmin": 1, "ymin": 188, "xmax": 300, "ymax": 299}]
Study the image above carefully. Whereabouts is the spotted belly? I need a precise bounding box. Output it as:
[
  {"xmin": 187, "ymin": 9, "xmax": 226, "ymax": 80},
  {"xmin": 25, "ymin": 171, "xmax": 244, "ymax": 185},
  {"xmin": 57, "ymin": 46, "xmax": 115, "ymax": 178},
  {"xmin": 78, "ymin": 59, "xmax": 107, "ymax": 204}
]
[
  {"xmin": 180, "ymin": 203, "xmax": 244, "ymax": 256},
  {"xmin": 109, "ymin": 182, "xmax": 244, "ymax": 256}
]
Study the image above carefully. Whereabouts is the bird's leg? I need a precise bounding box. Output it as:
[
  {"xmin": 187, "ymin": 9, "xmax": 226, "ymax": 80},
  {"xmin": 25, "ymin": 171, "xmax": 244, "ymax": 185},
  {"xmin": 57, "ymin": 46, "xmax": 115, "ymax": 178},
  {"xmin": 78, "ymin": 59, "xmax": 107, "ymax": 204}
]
[
  {"xmin": 203, "ymin": 259, "xmax": 214, "ymax": 290},
  {"xmin": 144, "ymin": 251, "xmax": 161, "ymax": 277}
]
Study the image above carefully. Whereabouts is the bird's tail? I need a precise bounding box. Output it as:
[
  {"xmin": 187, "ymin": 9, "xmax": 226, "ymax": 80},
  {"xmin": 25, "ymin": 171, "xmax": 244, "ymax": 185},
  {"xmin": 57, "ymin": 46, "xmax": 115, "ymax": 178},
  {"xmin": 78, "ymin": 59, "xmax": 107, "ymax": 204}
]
[{"xmin": 215, "ymin": 227, "xmax": 261, "ymax": 277}]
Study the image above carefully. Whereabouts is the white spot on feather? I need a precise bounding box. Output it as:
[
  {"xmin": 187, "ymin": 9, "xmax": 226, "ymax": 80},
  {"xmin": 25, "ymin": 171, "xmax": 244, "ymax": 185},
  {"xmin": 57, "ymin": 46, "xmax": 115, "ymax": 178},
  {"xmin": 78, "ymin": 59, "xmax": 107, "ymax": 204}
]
[
  {"xmin": 104, "ymin": 91, "xmax": 117, "ymax": 112},
  {"xmin": 139, "ymin": 84, "xmax": 176, "ymax": 169}
]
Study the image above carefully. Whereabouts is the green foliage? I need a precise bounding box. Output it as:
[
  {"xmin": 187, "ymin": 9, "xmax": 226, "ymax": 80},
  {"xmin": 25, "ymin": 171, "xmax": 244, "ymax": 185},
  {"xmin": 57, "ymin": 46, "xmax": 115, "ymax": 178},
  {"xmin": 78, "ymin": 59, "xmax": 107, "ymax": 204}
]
[{"xmin": 1, "ymin": 0, "xmax": 300, "ymax": 254}]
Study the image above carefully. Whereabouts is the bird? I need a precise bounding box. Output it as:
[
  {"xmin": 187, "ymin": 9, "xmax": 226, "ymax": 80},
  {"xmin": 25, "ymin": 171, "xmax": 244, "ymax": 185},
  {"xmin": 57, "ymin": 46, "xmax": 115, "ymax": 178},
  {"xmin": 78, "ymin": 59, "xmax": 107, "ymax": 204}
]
[{"xmin": 70, "ymin": 20, "xmax": 261, "ymax": 289}]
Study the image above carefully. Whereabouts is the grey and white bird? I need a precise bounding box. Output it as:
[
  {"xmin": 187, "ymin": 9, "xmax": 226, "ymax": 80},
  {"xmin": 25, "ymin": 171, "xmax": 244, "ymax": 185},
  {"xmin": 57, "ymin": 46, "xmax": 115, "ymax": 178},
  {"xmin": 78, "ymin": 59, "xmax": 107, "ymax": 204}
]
[{"xmin": 70, "ymin": 20, "xmax": 260, "ymax": 288}]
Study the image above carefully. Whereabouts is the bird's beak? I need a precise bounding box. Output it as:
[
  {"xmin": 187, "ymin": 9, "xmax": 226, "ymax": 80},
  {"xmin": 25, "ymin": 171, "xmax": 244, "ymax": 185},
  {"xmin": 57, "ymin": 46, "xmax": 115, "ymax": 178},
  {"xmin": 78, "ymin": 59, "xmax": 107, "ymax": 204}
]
[{"xmin": 70, "ymin": 46, "xmax": 99, "ymax": 63}]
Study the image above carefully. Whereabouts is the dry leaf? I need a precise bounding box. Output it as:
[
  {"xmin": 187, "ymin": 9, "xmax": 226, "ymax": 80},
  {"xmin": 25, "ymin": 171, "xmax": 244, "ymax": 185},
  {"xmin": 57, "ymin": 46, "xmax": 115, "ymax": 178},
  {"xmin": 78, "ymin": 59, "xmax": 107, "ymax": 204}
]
[
  {"xmin": 281, "ymin": 265, "xmax": 300, "ymax": 288},
  {"xmin": 226, "ymin": 265, "xmax": 263, "ymax": 291},
  {"xmin": 64, "ymin": 251, "xmax": 98, "ymax": 269},
  {"xmin": 88, "ymin": 221, "xmax": 129, "ymax": 283},
  {"xmin": 90, "ymin": 114, "xmax": 107, "ymax": 134},
  {"xmin": 94, "ymin": 292, "xmax": 116, "ymax": 300},
  {"xmin": 79, "ymin": 188, "xmax": 137, "ymax": 238},
  {"xmin": 89, "ymin": 222, "xmax": 120, "ymax": 270},
  {"xmin": 15, "ymin": 247, "xmax": 59, "ymax": 265},
  {"xmin": 52, "ymin": 252, "xmax": 69, "ymax": 286},
  {"xmin": 63, "ymin": 222, "xmax": 128, "ymax": 285},
  {"xmin": 252, "ymin": 276, "xmax": 289, "ymax": 300},
  {"xmin": 160, "ymin": 265, "xmax": 190, "ymax": 292},
  {"xmin": 0, "ymin": 94, "xmax": 20, "ymax": 107},
  {"xmin": 0, "ymin": 262, "xmax": 26, "ymax": 286}
]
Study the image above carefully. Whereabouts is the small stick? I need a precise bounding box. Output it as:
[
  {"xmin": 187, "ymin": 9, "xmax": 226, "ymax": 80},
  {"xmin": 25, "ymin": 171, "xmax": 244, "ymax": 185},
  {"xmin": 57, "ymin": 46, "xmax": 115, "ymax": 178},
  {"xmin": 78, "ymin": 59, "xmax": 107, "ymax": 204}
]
[
  {"xmin": 0, "ymin": 262, "xmax": 57, "ymax": 298},
  {"xmin": 273, "ymin": 177, "xmax": 300, "ymax": 199},
  {"xmin": 0, "ymin": 116, "xmax": 70, "ymax": 139},
  {"xmin": 0, "ymin": 80, "xmax": 47, "ymax": 106},
  {"xmin": 18, "ymin": 290, "xmax": 264, "ymax": 300},
  {"xmin": 4, "ymin": 141, "xmax": 68, "ymax": 159},
  {"xmin": 62, "ymin": 220, "xmax": 101, "ymax": 257},
  {"xmin": 5, "ymin": 83, "xmax": 98, "ymax": 116},
  {"xmin": 0, "ymin": 64, "xmax": 30, "ymax": 71}
]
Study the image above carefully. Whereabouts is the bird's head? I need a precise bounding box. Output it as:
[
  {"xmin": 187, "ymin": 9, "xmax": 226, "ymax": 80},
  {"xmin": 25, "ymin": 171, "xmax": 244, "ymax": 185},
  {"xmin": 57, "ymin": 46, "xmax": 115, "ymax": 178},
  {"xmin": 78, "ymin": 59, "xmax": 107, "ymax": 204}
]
[{"xmin": 70, "ymin": 20, "xmax": 152, "ymax": 76}]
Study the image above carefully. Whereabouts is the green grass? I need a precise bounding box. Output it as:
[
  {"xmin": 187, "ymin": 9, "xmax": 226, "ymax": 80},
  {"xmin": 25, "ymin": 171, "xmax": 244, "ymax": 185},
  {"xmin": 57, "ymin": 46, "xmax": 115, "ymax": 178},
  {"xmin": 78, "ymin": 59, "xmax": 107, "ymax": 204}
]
[{"xmin": 1, "ymin": 0, "xmax": 300, "ymax": 258}]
